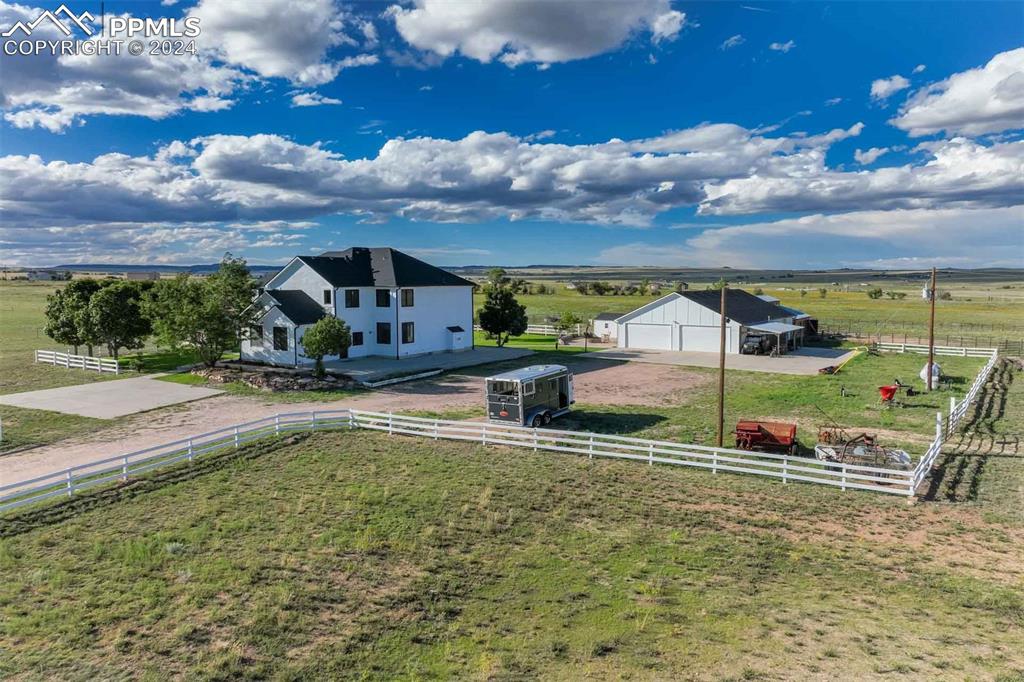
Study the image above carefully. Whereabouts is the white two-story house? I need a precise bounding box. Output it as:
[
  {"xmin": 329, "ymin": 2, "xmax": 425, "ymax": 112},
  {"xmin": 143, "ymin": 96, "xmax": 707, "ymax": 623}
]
[{"xmin": 241, "ymin": 247, "xmax": 475, "ymax": 367}]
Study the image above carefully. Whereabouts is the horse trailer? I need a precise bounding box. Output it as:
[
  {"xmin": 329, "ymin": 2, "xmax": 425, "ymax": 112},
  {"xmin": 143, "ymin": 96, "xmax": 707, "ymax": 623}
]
[{"xmin": 486, "ymin": 364, "xmax": 574, "ymax": 427}]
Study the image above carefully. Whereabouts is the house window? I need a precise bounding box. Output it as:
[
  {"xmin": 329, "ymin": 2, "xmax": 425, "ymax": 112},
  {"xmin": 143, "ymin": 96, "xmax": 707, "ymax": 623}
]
[
  {"xmin": 401, "ymin": 288, "xmax": 414, "ymax": 307},
  {"xmin": 249, "ymin": 325, "xmax": 263, "ymax": 341},
  {"xmin": 401, "ymin": 321, "xmax": 415, "ymax": 344},
  {"xmin": 376, "ymin": 289, "xmax": 391, "ymax": 307},
  {"xmin": 345, "ymin": 289, "xmax": 359, "ymax": 308},
  {"xmin": 376, "ymin": 322, "xmax": 391, "ymax": 344},
  {"xmin": 352, "ymin": 331, "xmax": 363, "ymax": 346},
  {"xmin": 272, "ymin": 327, "xmax": 288, "ymax": 351},
  {"xmin": 522, "ymin": 380, "xmax": 535, "ymax": 396},
  {"xmin": 323, "ymin": 289, "xmax": 332, "ymax": 305}
]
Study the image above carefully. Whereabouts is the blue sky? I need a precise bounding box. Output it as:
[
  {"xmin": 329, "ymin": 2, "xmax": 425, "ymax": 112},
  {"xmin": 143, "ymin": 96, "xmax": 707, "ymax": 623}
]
[{"xmin": 1, "ymin": 0, "xmax": 1022, "ymax": 268}]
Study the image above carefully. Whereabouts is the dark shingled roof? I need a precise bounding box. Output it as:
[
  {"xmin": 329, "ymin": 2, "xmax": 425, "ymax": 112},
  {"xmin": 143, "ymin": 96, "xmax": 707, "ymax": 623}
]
[
  {"xmin": 269, "ymin": 290, "xmax": 327, "ymax": 325},
  {"xmin": 681, "ymin": 289, "xmax": 791, "ymax": 325},
  {"xmin": 298, "ymin": 247, "xmax": 474, "ymax": 288},
  {"xmin": 593, "ymin": 312, "xmax": 621, "ymax": 321}
]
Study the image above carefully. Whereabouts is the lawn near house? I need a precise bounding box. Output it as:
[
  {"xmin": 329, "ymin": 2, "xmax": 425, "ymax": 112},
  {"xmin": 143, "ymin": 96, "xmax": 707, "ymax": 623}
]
[
  {"xmin": 0, "ymin": 422, "xmax": 1021, "ymax": 679},
  {"xmin": 0, "ymin": 281, "xmax": 232, "ymax": 452}
]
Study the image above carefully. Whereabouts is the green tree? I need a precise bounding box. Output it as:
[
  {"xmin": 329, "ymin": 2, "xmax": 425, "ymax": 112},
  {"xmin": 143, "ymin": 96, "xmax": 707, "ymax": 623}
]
[
  {"xmin": 477, "ymin": 287, "xmax": 528, "ymax": 347},
  {"xmin": 818, "ymin": 288, "xmax": 828, "ymax": 298},
  {"xmin": 867, "ymin": 287, "xmax": 884, "ymax": 299},
  {"xmin": 710, "ymin": 277, "xmax": 728, "ymax": 290},
  {"xmin": 145, "ymin": 255, "xmax": 258, "ymax": 367},
  {"xmin": 43, "ymin": 279, "xmax": 101, "ymax": 355},
  {"xmin": 556, "ymin": 311, "xmax": 585, "ymax": 334},
  {"xmin": 638, "ymin": 278, "xmax": 651, "ymax": 295},
  {"xmin": 88, "ymin": 281, "xmax": 151, "ymax": 360},
  {"xmin": 484, "ymin": 267, "xmax": 509, "ymax": 290},
  {"xmin": 300, "ymin": 316, "xmax": 352, "ymax": 378},
  {"xmin": 753, "ymin": 287, "xmax": 764, "ymax": 296}
]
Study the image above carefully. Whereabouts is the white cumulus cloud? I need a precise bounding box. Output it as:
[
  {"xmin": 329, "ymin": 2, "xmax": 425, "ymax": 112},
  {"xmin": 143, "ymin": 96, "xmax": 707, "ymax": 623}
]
[
  {"xmin": 290, "ymin": 92, "xmax": 343, "ymax": 107},
  {"xmin": 853, "ymin": 147, "xmax": 889, "ymax": 165},
  {"xmin": 768, "ymin": 40, "xmax": 795, "ymax": 53},
  {"xmin": 387, "ymin": 0, "xmax": 688, "ymax": 67},
  {"xmin": 891, "ymin": 47, "xmax": 1024, "ymax": 137},
  {"xmin": 870, "ymin": 74, "xmax": 910, "ymax": 100}
]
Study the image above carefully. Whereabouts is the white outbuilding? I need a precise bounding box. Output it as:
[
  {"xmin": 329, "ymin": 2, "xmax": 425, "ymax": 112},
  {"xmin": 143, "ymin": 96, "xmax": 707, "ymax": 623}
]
[{"xmin": 615, "ymin": 290, "xmax": 805, "ymax": 354}]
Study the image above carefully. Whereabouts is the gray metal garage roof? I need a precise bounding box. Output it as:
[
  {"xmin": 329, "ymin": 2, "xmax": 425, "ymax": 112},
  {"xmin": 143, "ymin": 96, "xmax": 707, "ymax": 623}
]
[{"xmin": 747, "ymin": 321, "xmax": 804, "ymax": 334}]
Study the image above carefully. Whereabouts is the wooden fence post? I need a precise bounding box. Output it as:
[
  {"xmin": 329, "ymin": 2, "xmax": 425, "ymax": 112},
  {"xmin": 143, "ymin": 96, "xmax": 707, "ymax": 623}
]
[
  {"xmin": 65, "ymin": 469, "xmax": 73, "ymax": 497},
  {"xmin": 312, "ymin": 411, "xmax": 317, "ymax": 432},
  {"xmin": 648, "ymin": 442, "xmax": 653, "ymax": 466},
  {"xmin": 434, "ymin": 419, "xmax": 439, "ymax": 440},
  {"xmin": 712, "ymin": 450, "xmax": 718, "ymax": 474},
  {"xmin": 275, "ymin": 414, "xmax": 281, "ymax": 436},
  {"xmin": 588, "ymin": 434, "xmax": 594, "ymax": 460},
  {"xmin": 841, "ymin": 464, "xmax": 847, "ymax": 491},
  {"xmin": 187, "ymin": 438, "xmax": 194, "ymax": 462},
  {"xmin": 533, "ymin": 427, "xmax": 538, "ymax": 452},
  {"xmin": 233, "ymin": 426, "xmax": 239, "ymax": 448},
  {"xmin": 782, "ymin": 457, "xmax": 788, "ymax": 484},
  {"xmin": 388, "ymin": 411, "xmax": 393, "ymax": 436}
]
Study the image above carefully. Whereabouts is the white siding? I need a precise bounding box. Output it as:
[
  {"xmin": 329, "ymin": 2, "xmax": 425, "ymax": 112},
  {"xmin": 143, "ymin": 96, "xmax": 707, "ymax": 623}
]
[
  {"xmin": 254, "ymin": 257, "xmax": 474, "ymax": 364},
  {"xmin": 618, "ymin": 294, "xmax": 742, "ymax": 353},
  {"xmin": 395, "ymin": 286, "xmax": 474, "ymax": 357},
  {"xmin": 593, "ymin": 319, "xmax": 618, "ymax": 339},
  {"xmin": 266, "ymin": 261, "xmax": 333, "ymax": 314},
  {"xmin": 241, "ymin": 308, "xmax": 303, "ymax": 366}
]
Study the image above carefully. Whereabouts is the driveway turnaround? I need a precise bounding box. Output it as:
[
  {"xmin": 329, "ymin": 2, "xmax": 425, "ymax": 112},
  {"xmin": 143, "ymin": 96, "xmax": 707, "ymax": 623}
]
[
  {"xmin": 0, "ymin": 376, "xmax": 223, "ymax": 419},
  {"xmin": 579, "ymin": 347, "xmax": 858, "ymax": 376}
]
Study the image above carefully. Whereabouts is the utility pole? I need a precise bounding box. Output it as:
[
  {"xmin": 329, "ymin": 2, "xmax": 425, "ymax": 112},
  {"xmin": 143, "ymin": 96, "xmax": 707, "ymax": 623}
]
[
  {"xmin": 716, "ymin": 285, "xmax": 727, "ymax": 447},
  {"xmin": 926, "ymin": 267, "xmax": 937, "ymax": 391}
]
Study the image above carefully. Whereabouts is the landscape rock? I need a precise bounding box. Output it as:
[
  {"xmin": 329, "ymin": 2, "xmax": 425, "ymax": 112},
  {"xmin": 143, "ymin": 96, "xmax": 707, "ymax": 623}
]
[{"xmin": 190, "ymin": 366, "xmax": 355, "ymax": 393}]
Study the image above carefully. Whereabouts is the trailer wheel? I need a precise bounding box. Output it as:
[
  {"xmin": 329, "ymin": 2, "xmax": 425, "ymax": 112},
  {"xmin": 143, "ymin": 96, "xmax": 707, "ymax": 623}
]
[
  {"xmin": 531, "ymin": 414, "xmax": 544, "ymax": 428},
  {"xmin": 542, "ymin": 412, "xmax": 552, "ymax": 425}
]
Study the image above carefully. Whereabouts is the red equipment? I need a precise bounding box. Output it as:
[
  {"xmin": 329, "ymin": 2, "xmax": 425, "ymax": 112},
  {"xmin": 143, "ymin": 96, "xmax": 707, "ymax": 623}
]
[
  {"xmin": 878, "ymin": 384, "xmax": 900, "ymax": 404},
  {"xmin": 879, "ymin": 379, "xmax": 914, "ymax": 406},
  {"xmin": 734, "ymin": 420, "xmax": 798, "ymax": 455}
]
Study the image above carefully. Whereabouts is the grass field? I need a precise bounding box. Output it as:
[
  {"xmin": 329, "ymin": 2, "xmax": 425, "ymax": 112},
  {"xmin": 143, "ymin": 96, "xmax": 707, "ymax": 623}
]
[
  {"xmin": 472, "ymin": 281, "xmax": 1024, "ymax": 336},
  {"xmin": 1, "ymin": 389, "xmax": 1021, "ymax": 679},
  {"xmin": 0, "ymin": 282, "xmax": 226, "ymax": 452}
]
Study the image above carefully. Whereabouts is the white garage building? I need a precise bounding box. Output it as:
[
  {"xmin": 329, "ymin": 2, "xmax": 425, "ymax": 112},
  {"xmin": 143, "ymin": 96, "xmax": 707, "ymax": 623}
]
[{"xmin": 615, "ymin": 290, "xmax": 805, "ymax": 354}]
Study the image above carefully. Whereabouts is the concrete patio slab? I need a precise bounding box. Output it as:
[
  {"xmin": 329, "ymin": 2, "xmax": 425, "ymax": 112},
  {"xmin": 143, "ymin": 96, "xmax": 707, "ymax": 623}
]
[
  {"xmin": 324, "ymin": 346, "xmax": 535, "ymax": 382},
  {"xmin": 0, "ymin": 376, "xmax": 223, "ymax": 419},
  {"xmin": 578, "ymin": 346, "xmax": 857, "ymax": 376}
]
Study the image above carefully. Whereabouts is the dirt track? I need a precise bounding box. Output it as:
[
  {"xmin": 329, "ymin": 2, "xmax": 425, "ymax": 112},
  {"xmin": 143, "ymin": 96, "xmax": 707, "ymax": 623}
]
[{"xmin": 1, "ymin": 359, "xmax": 710, "ymax": 485}]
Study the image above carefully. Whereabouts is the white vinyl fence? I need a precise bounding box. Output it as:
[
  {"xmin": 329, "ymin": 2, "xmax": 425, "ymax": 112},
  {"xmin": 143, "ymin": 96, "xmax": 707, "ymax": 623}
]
[
  {"xmin": 874, "ymin": 342, "xmax": 997, "ymax": 358},
  {"xmin": 1, "ymin": 346, "xmax": 1002, "ymax": 516},
  {"xmin": 474, "ymin": 324, "xmax": 584, "ymax": 336},
  {"xmin": 0, "ymin": 408, "xmax": 918, "ymax": 516},
  {"xmin": 35, "ymin": 349, "xmax": 120, "ymax": 374},
  {"xmin": 872, "ymin": 344, "xmax": 1000, "ymax": 492}
]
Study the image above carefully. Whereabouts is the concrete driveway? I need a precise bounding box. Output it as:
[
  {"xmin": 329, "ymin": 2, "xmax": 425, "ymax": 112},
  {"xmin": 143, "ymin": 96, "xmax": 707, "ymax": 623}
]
[
  {"xmin": 579, "ymin": 346, "xmax": 857, "ymax": 376},
  {"xmin": 0, "ymin": 376, "xmax": 222, "ymax": 419}
]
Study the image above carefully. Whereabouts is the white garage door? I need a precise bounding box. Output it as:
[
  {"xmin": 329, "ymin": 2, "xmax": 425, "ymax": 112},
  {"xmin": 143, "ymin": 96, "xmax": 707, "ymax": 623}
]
[
  {"xmin": 625, "ymin": 323, "xmax": 673, "ymax": 350},
  {"xmin": 679, "ymin": 326, "xmax": 720, "ymax": 352}
]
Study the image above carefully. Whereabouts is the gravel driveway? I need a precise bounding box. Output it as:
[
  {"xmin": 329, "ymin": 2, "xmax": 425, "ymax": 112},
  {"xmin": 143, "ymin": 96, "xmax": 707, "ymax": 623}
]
[{"xmin": 0, "ymin": 359, "xmax": 708, "ymax": 486}]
